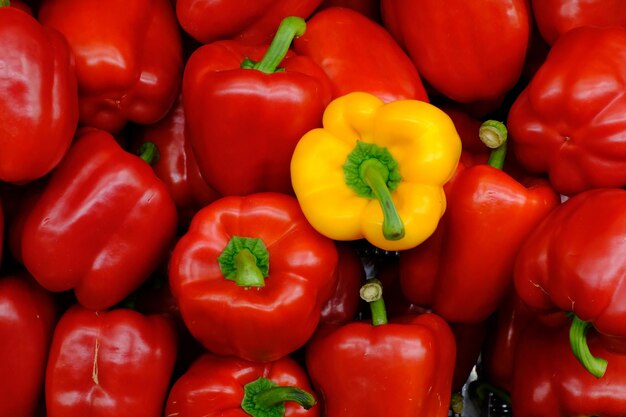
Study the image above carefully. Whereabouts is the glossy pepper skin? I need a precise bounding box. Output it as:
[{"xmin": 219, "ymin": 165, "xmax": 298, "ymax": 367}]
[
  {"xmin": 0, "ymin": 274, "xmax": 57, "ymax": 417},
  {"xmin": 514, "ymin": 188, "xmax": 626, "ymax": 378},
  {"xmin": 131, "ymin": 95, "xmax": 221, "ymax": 226},
  {"xmin": 480, "ymin": 291, "xmax": 535, "ymax": 394},
  {"xmin": 508, "ymin": 26, "xmax": 626, "ymax": 196},
  {"xmin": 183, "ymin": 17, "xmax": 332, "ymax": 196},
  {"xmin": 291, "ymin": 91, "xmax": 461, "ymax": 252},
  {"xmin": 169, "ymin": 192, "xmax": 339, "ymax": 363},
  {"xmin": 399, "ymin": 122, "xmax": 560, "ymax": 323},
  {"xmin": 511, "ymin": 319, "xmax": 626, "ymax": 417},
  {"xmin": 292, "ymin": 7, "xmax": 428, "ymax": 103},
  {"xmin": 306, "ymin": 281, "xmax": 456, "ymax": 417},
  {"xmin": 380, "ymin": 0, "xmax": 530, "ymax": 103},
  {"xmin": 316, "ymin": 0, "xmax": 381, "ymax": 21},
  {"xmin": 46, "ymin": 305, "xmax": 177, "ymax": 417},
  {"xmin": 176, "ymin": 0, "xmax": 322, "ymax": 45},
  {"xmin": 0, "ymin": 199, "xmax": 3, "ymax": 267},
  {"xmin": 0, "ymin": 5, "xmax": 78, "ymax": 184},
  {"xmin": 20, "ymin": 128, "xmax": 178, "ymax": 310},
  {"xmin": 165, "ymin": 352, "xmax": 318, "ymax": 417},
  {"xmin": 38, "ymin": 0, "xmax": 183, "ymax": 133},
  {"xmin": 319, "ymin": 242, "xmax": 365, "ymax": 325},
  {"xmin": 531, "ymin": 0, "xmax": 626, "ymax": 45},
  {"xmin": 481, "ymin": 290, "xmax": 567, "ymax": 394}
]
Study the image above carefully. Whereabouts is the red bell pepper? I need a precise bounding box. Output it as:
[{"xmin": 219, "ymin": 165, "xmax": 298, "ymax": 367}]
[
  {"xmin": 480, "ymin": 290, "xmax": 535, "ymax": 394},
  {"xmin": 305, "ymin": 279, "xmax": 456, "ymax": 417},
  {"xmin": 399, "ymin": 121, "xmax": 560, "ymax": 323},
  {"xmin": 20, "ymin": 128, "xmax": 178, "ymax": 310},
  {"xmin": 380, "ymin": 0, "xmax": 531, "ymax": 104},
  {"xmin": 7, "ymin": 0, "xmax": 32, "ymax": 13},
  {"xmin": 38, "ymin": 0, "xmax": 183, "ymax": 133},
  {"xmin": 319, "ymin": 242, "xmax": 365, "ymax": 325},
  {"xmin": 479, "ymin": 289, "xmax": 567, "ymax": 396},
  {"xmin": 449, "ymin": 322, "xmax": 487, "ymax": 393},
  {"xmin": 127, "ymin": 236, "xmax": 206, "ymax": 376},
  {"xmin": 175, "ymin": 0, "xmax": 322, "ymax": 45},
  {"xmin": 364, "ymin": 254, "xmax": 485, "ymax": 394},
  {"xmin": 165, "ymin": 352, "xmax": 318, "ymax": 417},
  {"xmin": 514, "ymin": 187, "xmax": 626, "ymax": 378},
  {"xmin": 169, "ymin": 192, "xmax": 339, "ymax": 363},
  {"xmin": 510, "ymin": 318, "xmax": 626, "ymax": 417},
  {"xmin": 0, "ymin": 273, "xmax": 57, "ymax": 417},
  {"xmin": 292, "ymin": 7, "xmax": 428, "ymax": 103},
  {"xmin": 0, "ymin": 198, "xmax": 3, "ymax": 267},
  {"xmin": 531, "ymin": 0, "xmax": 626, "ymax": 45},
  {"xmin": 441, "ymin": 107, "xmax": 492, "ymax": 161},
  {"xmin": 1, "ymin": 179, "xmax": 46, "ymax": 265},
  {"xmin": 0, "ymin": 3, "xmax": 78, "ymax": 184},
  {"xmin": 46, "ymin": 305, "xmax": 177, "ymax": 417},
  {"xmin": 182, "ymin": 16, "xmax": 332, "ymax": 196},
  {"xmin": 131, "ymin": 95, "xmax": 221, "ymax": 226},
  {"xmin": 508, "ymin": 26, "xmax": 626, "ymax": 196},
  {"xmin": 316, "ymin": 0, "xmax": 381, "ymax": 22}
]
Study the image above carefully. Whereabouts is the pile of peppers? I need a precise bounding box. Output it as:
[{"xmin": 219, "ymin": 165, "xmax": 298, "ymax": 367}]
[{"xmin": 3, "ymin": 1, "xmax": 626, "ymax": 416}]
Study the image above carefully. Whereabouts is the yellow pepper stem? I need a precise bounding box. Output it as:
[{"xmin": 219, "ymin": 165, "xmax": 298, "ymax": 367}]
[{"xmin": 360, "ymin": 159, "xmax": 405, "ymax": 240}]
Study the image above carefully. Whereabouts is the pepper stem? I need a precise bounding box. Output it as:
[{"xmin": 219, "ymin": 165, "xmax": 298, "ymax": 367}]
[
  {"xmin": 479, "ymin": 120, "xmax": 508, "ymax": 170},
  {"xmin": 246, "ymin": 16, "xmax": 306, "ymax": 74},
  {"xmin": 218, "ymin": 236, "xmax": 270, "ymax": 288},
  {"xmin": 360, "ymin": 159, "xmax": 405, "ymax": 240},
  {"xmin": 0, "ymin": 0, "xmax": 9, "ymax": 7},
  {"xmin": 450, "ymin": 392, "xmax": 464, "ymax": 415},
  {"xmin": 255, "ymin": 386, "xmax": 317, "ymax": 409},
  {"xmin": 137, "ymin": 142, "xmax": 159, "ymax": 165},
  {"xmin": 242, "ymin": 377, "xmax": 316, "ymax": 417},
  {"xmin": 569, "ymin": 314, "xmax": 608, "ymax": 378},
  {"xmin": 360, "ymin": 279, "xmax": 388, "ymax": 326},
  {"xmin": 234, "ymin": 249, "xmax": 266, "ymax": 287}
]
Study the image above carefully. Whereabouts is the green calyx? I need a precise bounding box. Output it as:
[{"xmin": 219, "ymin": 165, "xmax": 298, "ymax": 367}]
[
  {"xmin": 344, "ymin": 141, "xmax": 402, "ymax": 197},
  {"xmin": 242, "ymin": 377, "xmax": 317, "ymax": 417},
  {"xmin": 343, "ymin": 141, "xmax": 404, "ymax": 240},
  {"xmin": 218, "ymin": 236, "xmax": 269, "ymax": 288},
  {"xmin": 0, "ymin": 0, "xmax": 9, "ymax": 7},
  {"xmin": 569, "ymin": 314, "xmax": 608, "ymax": 379},
  {"xmin": 479, "ymin": 120, "xmax": 508, "ymax": 170},
  {"xmin": 137, "ymin": 142, "xmax": 160, "ymax": 165},
  {"xmin": 450, "ymin": 393, "xmax": 464, "ymax": 415},
  {"xmin": 240, "ymin": 16, "xmax": 305, "ymax": 74}
]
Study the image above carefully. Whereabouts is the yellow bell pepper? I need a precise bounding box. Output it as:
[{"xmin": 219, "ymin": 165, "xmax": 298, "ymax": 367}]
[{"xmin": 290, "ymin": 91, "xmax": 462, "ymax": 251}]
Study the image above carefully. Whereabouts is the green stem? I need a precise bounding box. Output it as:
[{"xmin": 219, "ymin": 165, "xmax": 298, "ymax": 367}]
[
  {"xmin": 360, "ymin": 159, "xmax": 405, "ymax": 240},
  {"xmin": 479, "ymin": 120, "xmax": 508, "ymax": 170},
  {"xmin": 242, "ymin": 377, "xmax": 316, "ymax": 417},
  {"xmin": 472, "ymin": 382, "xmax": 511, "ymax": 405},
  {"xmin": 569, "ymin": 315, "xmax": 607, "ymax": 378},
  {"xmin": 218, "ymin": 236, "xmax": 270, "ymax": 288},
  {"xmin": 450, "ymin": 392, "xmax": 464, "ymax": 415},
  {"xmin": 247, "ymin": 16, "xmax": 305, "ymax": 74},
  {"xmin": 255, "ymin": 386, "xmax": 316, "ymax": 409},
  {"xmin": 234, "ymin": 249, "xmax": 266, "ymax": 287},
  {"xmin": 0, "ymin": 0, "xmax": 9, "ymax": 7},
  {"xmin": 240, "ymin": 57, "xmax": 256, "ymax": 69},
  {"xmin": 137, "ymin": 142, "xmax": 159, "ymax": 165},
  {"xmin": 360, "ymin": 279, "xmax": 388, "ymax": 326}
]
